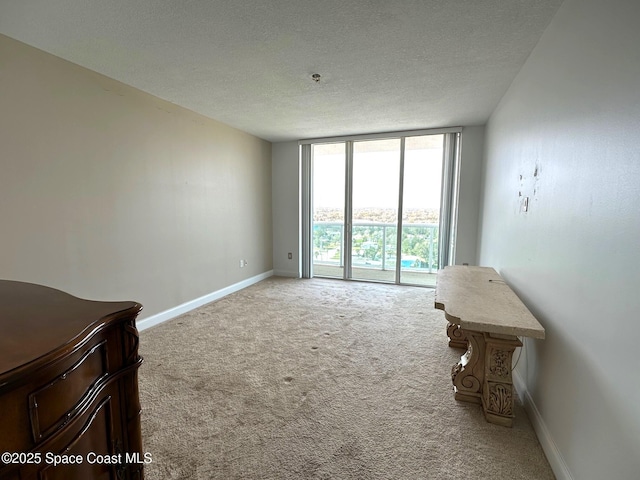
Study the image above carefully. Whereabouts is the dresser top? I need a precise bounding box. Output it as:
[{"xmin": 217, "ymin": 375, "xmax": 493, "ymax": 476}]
[
  {"xmin": 434, "ymin": 266, "xmax": 545, "ymax": 339},
  {"xmin": 0, "ymin": 280, "xmax": 141, "ymax": 381}
]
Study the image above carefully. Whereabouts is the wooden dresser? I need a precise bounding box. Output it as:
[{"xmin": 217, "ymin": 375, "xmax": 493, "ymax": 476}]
[{"xmin": 0, "ymin": 280, "xmax": 144, "ymax": 479}]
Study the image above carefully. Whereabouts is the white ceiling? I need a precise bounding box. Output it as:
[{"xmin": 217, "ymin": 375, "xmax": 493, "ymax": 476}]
[{"xmin": 0, "ymin": 0, "xmax": 563, "ymax": 143}]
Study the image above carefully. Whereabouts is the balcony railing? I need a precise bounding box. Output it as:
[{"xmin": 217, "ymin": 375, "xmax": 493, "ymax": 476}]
[{"xmin": 313, "ymin": 221, "xmax": 439, "ymax": 273}]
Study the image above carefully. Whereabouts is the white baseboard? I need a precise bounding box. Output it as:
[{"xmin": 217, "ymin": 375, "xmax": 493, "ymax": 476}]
[
  {"xmin": 513, "ymin": 371, "xmax": 574, "ymax": 480},
  {"xmin": 272, "ymin": 269, "xmax": 299, "ymax": 278},
  {"xmin": 137, "ymin": 270, "xmax": 274, "ymax": 331}
]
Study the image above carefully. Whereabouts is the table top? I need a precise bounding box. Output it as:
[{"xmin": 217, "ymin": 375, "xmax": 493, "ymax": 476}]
[{"xmin": 434, "ymin": 266, "xmax": 545, "ymax": 339}]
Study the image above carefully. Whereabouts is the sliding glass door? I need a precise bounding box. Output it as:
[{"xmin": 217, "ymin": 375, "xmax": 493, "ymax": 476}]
[
  {"xmin": 351, "ymin": 139, "xmax": 401, "ymax": 282},
  {"xmin": 399, "ymin": 135, "xmax": 443, "ymax": 284},
  {"xmin": 307, "ymin": 129, "xmax": 459, "ymax": 286},
  {"xmin": 312, "ymin": 143, "xmax": 346, "ymax": 279}
]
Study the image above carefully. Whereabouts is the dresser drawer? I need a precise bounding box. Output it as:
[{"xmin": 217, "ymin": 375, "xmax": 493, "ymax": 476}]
[
  {"xmin": 2, "ymin": 382, "xmax": 125, "ymax": 480},
  {"xmin": 29, "ymin": 340, "xmax": 110, "ymax": 442}
]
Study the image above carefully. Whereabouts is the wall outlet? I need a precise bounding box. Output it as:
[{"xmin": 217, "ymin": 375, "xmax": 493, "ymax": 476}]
[
  {"xmin": 239, "ymin": 259, "xmax": 244, "ymax": 268},
  {"xmin": 288, "ymin": 252, "xmax": 292, "ymax": 259}
]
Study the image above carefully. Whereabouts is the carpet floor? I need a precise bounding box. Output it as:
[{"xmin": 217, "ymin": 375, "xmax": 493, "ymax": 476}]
[{"xmin": 138, "ymin": 276, "xmax": 555, "ymax": 479}]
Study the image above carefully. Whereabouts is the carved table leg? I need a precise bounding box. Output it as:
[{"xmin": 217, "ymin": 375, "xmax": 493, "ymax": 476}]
[
  {"xmin": 450, "ymin": 329, "xmax": 486, "ymax": 404},
  {"xmin": 449, "ymin": 328, "xmax": 522, "ymax": 427},
  {"xmin": 481, "ymin": 333, "xmax": 522, "ymax": 427},
  {"xmin": 446, "ymin": 322, "xmax": 468, "ymax": 349}
]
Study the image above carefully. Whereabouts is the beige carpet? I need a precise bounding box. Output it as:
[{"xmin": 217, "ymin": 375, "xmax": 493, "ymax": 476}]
[{"xmin": 138, "ymin": 277, "xmax": 554, "ymax": 480}]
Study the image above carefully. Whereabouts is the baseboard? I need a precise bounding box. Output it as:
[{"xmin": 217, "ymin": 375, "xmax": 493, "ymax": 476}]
[
  {"xmin": 513, "ymin": 371, "xmax": 574, "ymax": 480},
  {"xmin": 137, "ymin": 270, "xmax": 274, "ymax": 331},
  {"xmin": 272, "ymin": 269, "xmax": 299, "ymax": 278}
]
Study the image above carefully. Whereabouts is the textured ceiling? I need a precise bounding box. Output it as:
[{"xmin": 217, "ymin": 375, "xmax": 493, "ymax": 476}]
[{"xmin": 0, "ymin": 0, "xmax": 563, "ymax": 142}]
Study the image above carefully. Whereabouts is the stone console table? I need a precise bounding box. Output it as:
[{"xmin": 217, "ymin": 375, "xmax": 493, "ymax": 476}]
[{"xmin": 434, "ymin": 266, "xmax": 545, "ymax": 427}]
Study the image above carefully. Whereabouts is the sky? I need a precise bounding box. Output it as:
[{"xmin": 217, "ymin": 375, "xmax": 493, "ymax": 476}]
[{"xmin": 313, "ymin": 139, "xmax": 443, "ymax": 211}]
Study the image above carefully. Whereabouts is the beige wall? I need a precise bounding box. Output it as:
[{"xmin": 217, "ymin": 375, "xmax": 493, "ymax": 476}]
[
  {"xmin": 271, "ymin": 141, "xmax": 300, "ymax": 277},
  {"xmin": 0, "ymin": 34, "xmax": 273, "ymax": 319}
]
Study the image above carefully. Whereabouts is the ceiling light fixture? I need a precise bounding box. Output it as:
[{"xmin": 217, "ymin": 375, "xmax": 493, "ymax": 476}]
[{"xmin": 311, "ymin": 73, "xmax": 321, "ymax": 83}]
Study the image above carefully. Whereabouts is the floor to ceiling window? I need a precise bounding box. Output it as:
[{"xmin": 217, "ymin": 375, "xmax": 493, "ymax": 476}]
[
  {"xmin": 312, "ymin": 142, "xmax": 346, "ymax": 279},
  {"xmin": 302, "ymin": 128, "xmax": 460, "ymax": 287}
]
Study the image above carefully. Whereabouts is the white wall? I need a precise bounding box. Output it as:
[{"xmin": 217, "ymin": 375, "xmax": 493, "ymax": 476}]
[
  {"xmin": 0, "ymin": 35, "xmax": 273, "ymax": 319},
  {"xmin": 271, "ymin": 128, "xmax": 484, "ymax": 277},
  {"xmin": 478, "ymin": 0, "xmax": 640, "ymax": 478},
  {"xmin": 455, "ymin": 126, "xmax": 484, "ymax": 266}
]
